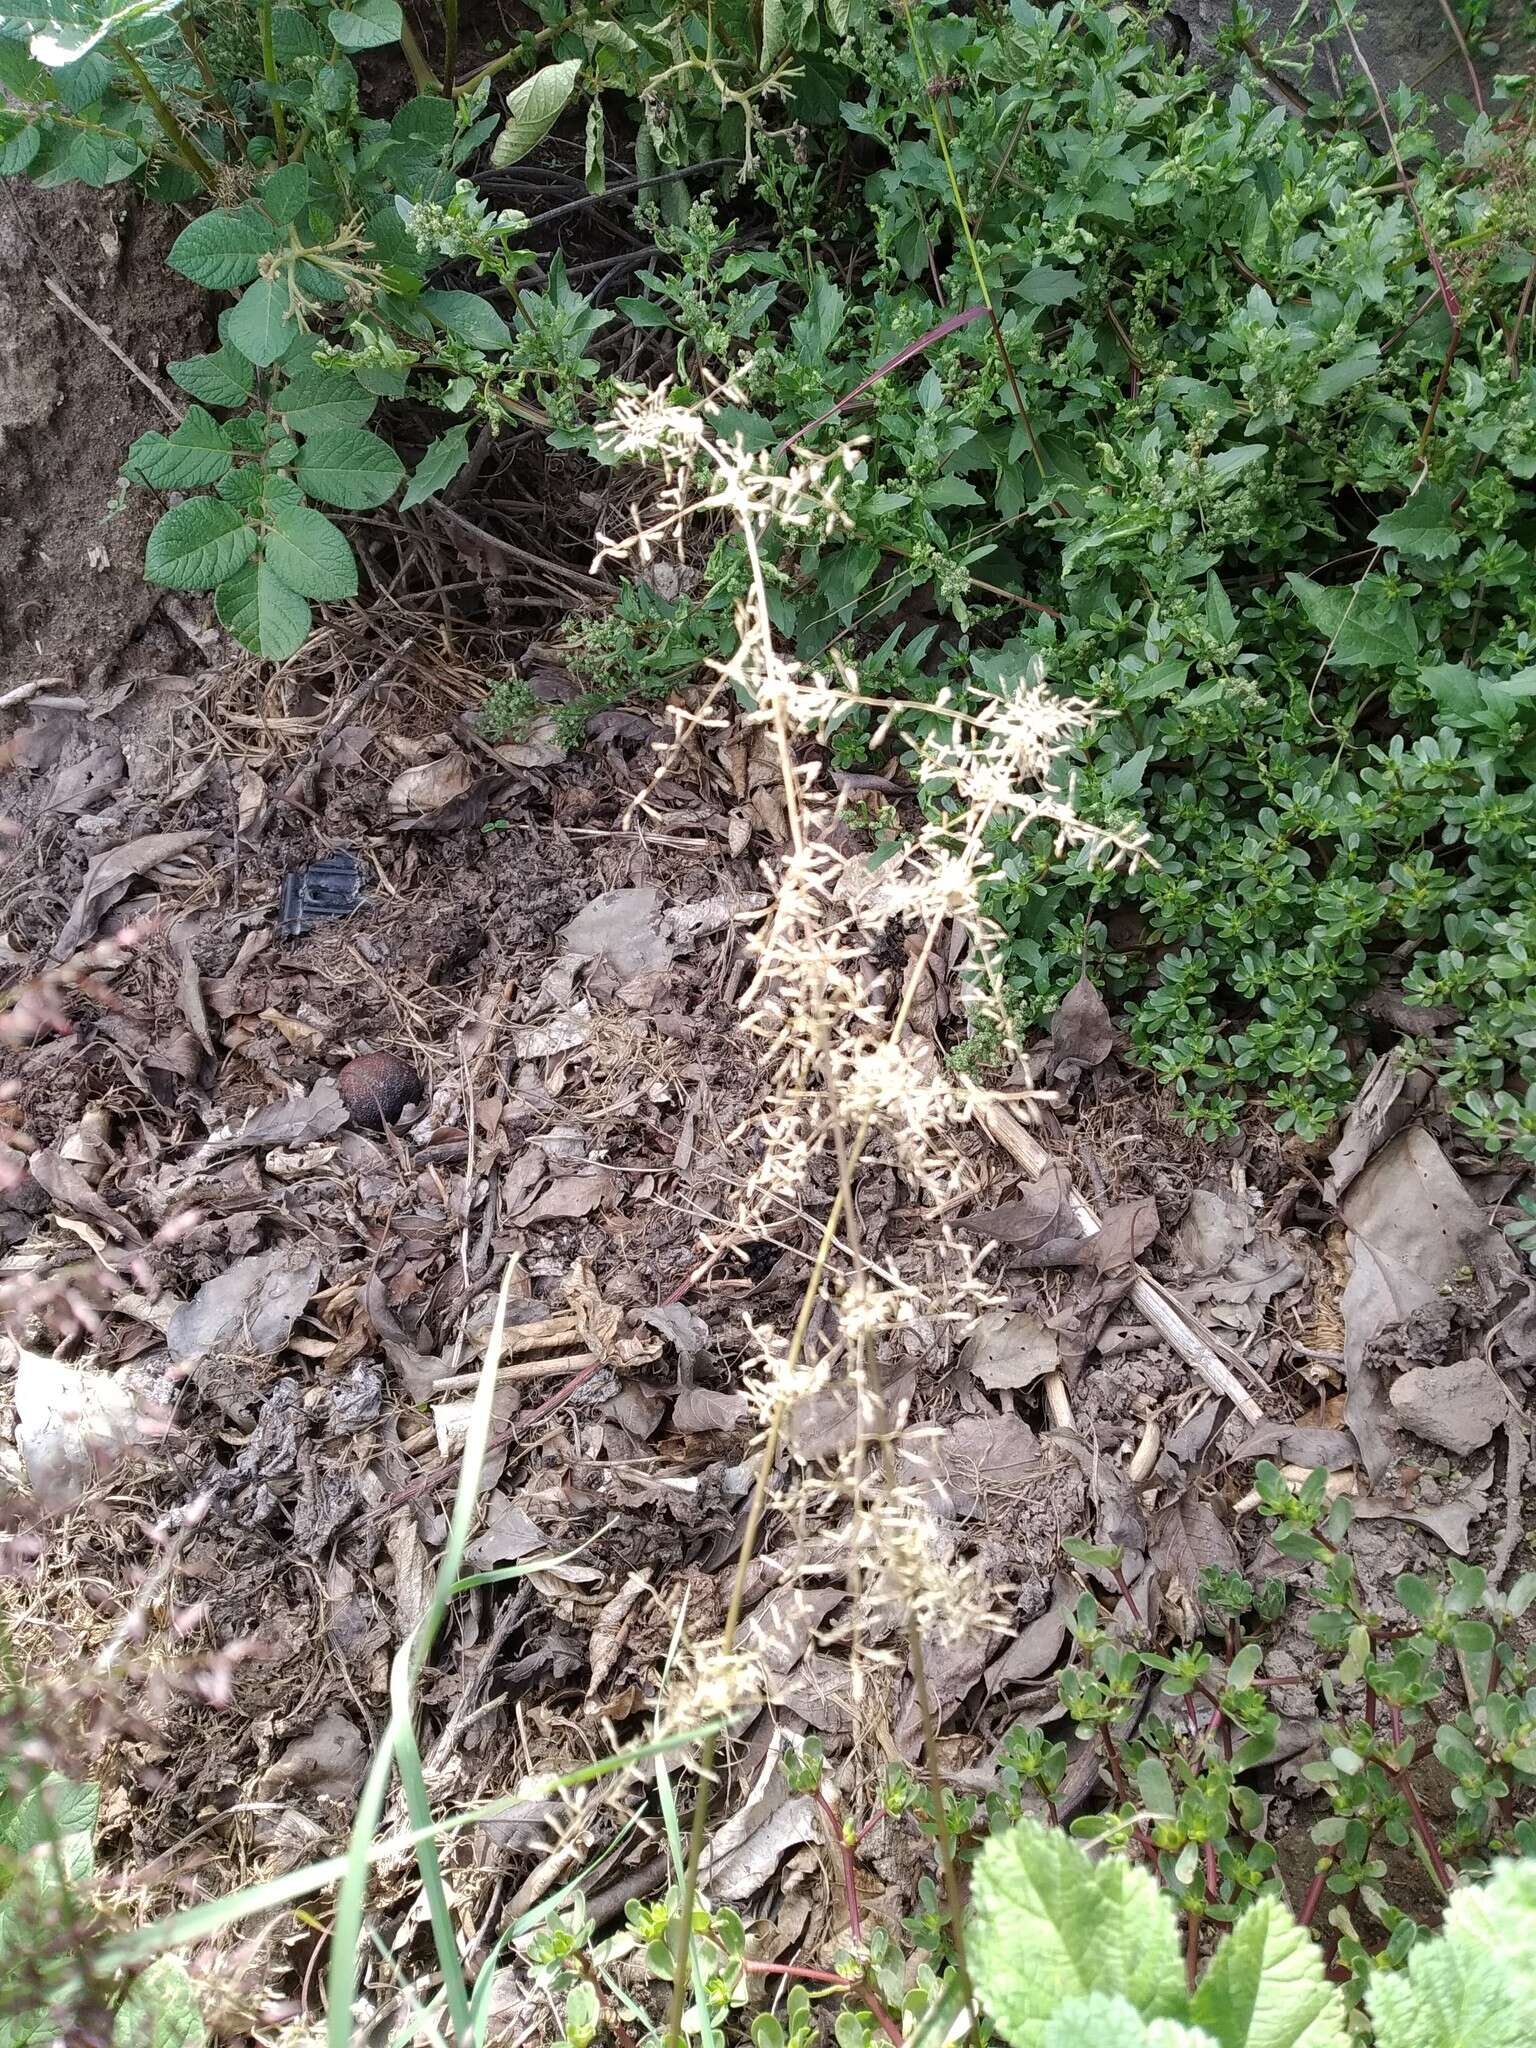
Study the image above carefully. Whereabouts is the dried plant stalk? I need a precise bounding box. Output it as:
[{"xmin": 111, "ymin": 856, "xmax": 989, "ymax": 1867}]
[{"xmin": 591, "ymin": 387, "xmax": 1142, "ymax": 2044}]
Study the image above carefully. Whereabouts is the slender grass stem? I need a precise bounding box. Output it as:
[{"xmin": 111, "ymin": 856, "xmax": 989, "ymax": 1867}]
[
  {"xmin": 898, "ymin": 0, "xmax": 1061, "ymax": 509},
  {"xmin": 113, "ymin": 41, "xmax": 217, "ymax": 190},
  {"xmin": 398, "ymin": 18, "xmax": 443, "ymax": 94},
  {"xmin": 441, "ymin": 0, "xmax": 460, "ymax": 93},
  {"xmin": 256, "ymin": 0, "xmax": 288, "ymax": 162}
]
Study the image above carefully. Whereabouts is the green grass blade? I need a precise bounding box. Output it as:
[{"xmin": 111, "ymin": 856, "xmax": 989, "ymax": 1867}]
[{"xmin": 324, "ymin": 1260, "xmax": 516, "ymax": 2048}]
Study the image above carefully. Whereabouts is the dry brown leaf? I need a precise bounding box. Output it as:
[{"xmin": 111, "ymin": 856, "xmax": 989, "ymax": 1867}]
[
  {"xmin": 53, "ymin": 828, "xmax": 209, "ymax": 957},
  {"xmin": 960, "ymin": 1307, "xmax": 1061, "ymax": 1390},
  {"xmin": 166, "ymin": 1249, "xmax": 320, "ymax": 1364},
  {"xmin": 1049, "ymin": 974, "xmax": 1114, "ymax": 1071},
  {"xmin": 672, "ymin": 1387, "xmax": 748, "ymax": 1433}
]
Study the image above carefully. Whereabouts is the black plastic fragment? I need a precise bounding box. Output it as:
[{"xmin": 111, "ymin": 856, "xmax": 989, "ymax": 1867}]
[{"xmin": 278, "ymin": 849, "xmax": 365, "ymax": 940}]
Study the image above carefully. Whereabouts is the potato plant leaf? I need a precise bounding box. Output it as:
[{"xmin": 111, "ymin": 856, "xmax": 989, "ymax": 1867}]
[
  {"xmin": 215, "ymin": 559, "xmax": 312, "ymax": 660},
  {"xmin": 227, "ymin": 274, "xmax": 296, "ymax": 366},
  {"xmin": 327, "ymin": 0, "xmax": 401, "ymax": 49},
  {"xmin": 262, "ymin": 500, "xmax": 358, "ymax": 598},
  {"xmin": 168, "ymin": 346, "xmax": 254, "ymax": 407},
  {"xmin": 275, "ymin": 369, "xmax": 377, "ymax": 436},
  {"xmin": 168, "ymin": 206, "xmax": 281, "ymax": 289},
  {"xmin": 144, "ymin": 497, "xmax": 256, "ymax": 590},
  {"xmin": 293, "ymin": 425, "xmax": 405, "ymax": 508}
]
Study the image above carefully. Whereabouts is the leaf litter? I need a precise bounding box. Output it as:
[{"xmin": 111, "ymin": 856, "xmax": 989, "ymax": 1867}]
[{"xmin": 2, "ymin": 615, "xmax": 1534, "ymax": 2017}]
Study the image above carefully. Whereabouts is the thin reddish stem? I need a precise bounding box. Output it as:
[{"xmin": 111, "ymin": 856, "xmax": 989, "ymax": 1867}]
[
  {"xmin": 1298, "ymin": 1862, "xmax": 1330, "ymax": 1928},
  {"xmin": 743, "ymin": 1961, "xmax": 858, "ymax": 1987},
  {"xmin": 813, "ymin": 1789, "xmax": 862, "ymax": 1943}
]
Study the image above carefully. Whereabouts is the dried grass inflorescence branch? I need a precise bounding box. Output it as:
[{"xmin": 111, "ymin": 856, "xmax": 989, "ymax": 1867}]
[{"xmin": 589, "ymin": 389, "xmax": 1139, "ymax": 2035}]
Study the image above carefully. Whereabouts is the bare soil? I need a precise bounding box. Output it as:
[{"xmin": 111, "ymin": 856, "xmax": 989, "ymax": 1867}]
[{"xmin": 1, "ymin": 181, "xmax": 207, "ymax": 692}]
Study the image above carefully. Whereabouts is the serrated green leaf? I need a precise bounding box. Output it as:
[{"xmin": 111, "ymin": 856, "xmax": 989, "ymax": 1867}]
[
  {"xmin": 270, "ymin": 5, "xmax": 323, "ymax": 59},
  {"xmin": 263, "ymin": 501, "xmax": 357, "ymax": 599},
  {"xmin": 262, "ymin": 161, "xmax": 310, "ymax": 226},
  {"xmin": 168, "ymin": 346, "xmax": 254, "ymax": 407},
  {"xmin": 145, "ymin": 498, "xmax": 256, "ymax": 591},
  {"xmin": 490, "ymin": 57, "xmax": 580, "ymax": 169},
  {"xmin": 113, "ymin": 1956, "xmax": 206, "ymax": 2048},
  {"xmin": 1368, "ymin": 485, "xmax": 1459, "ymax": 560},
  {"xmin": 274, "ymin": 369, "xmax": 377, "ymax": 436},
  {"xmin": 400, "ymin": 423, "xmax": 471, "ymax": 510},
  {"xmin": 9, "ymin": 1773, "xmax": 97, "ymax": 1856},
  {"xmin": 1367, "ymin": 1858, "xmax": 1536, "ymax": 2048},
  {"xmin": 761, "ymin": 0, "xmax": 787, "ymax": 66},
  {"xmin": 215, "ymin": 560, "xmax": 312, "ymax": 659},
  {"xmin": 327, "ymin": 0, "xmax": 400, "ymax": 48},
  {"xmin": 0, "ymin": 113, "xmax": 41, "ymax": 177},
  {"xmin": 227, "ymin": 275, "xmax": 296, "ymax": 367},
  {"xmin": 970, "ymin": 1821, "xmax": 1188, "ymax": 2048},
  {"xmin": 1191, "ymin": 1897, "xmax": 1348, "ymax": 2048},
  {"xmin": 419, "ymin": 288, "xmax": 512, "ymax": 350},
  {"xmin": 167, "ymin": 206, "xmax": 280, "ymax": 289},
  {"xmin": 293, "ymin": 426, "xmax": 404, "ymax": 508}
]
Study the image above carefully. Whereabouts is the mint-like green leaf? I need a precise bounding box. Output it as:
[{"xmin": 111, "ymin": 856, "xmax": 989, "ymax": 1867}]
[
  {"xmin": 421, "ymin": 289, "xmax": 512, "ymax": 350},
  {"xmin": 970, "ymin": 1821, "xmax": 1188, "ymax": 2048},
  {"xmin": 168, "ymin": 206, "xmax": 280, "ymax": 289},
  {"xmin": 270, "ymin": 5, "xmax": 323, "ymax": 59},
  {"xmin": 761, "ymin": 0, "xmax": 787, "ymax": 66},
  {"xmin": 262, "ymin": 161, "xmax": 310, "ymax": 226},
  {"xmin": 145, "ymin": 499, "xmax": 256, "ymax": 590},
  {"xmin": 490, "ymin": 57, "xmax": 580, "ymax": 168},
  {"xmin": 263, "ymin": 501, "xmax": 358, "ymax": 599},
  {"xmin": 227, "ymin": 275, "xmax": 296, "ymax": 367},
  {"xmin": 215, "ymin": 561, "xmax": 312, "ymax": 659},
  {"xmin": 1368, "ymin": 485, "xmax": 1459, "ymax": 561},
  {"xmin": 294, "ymin": 427, "xmax": 404, "ymax": 508},
  {"xmin": 113, "ymin": 1956, "xmax": 206, "ymax": 2048},
  {"xmin": 400, "ymin": 424, "xmax": 471, "ymax": 510},
  {"xmin": 1191, "ymin": 1898, "xmax": 1348, "ymax": 2048},
  {"xmin": 9, "ymin": 1773, "xmax": 97, "ymax": 1857},
  {"xmin": 0, "ymin": 114, "xmax": 41, "ymax": 177},
  {"xmin": 274, "ymin": 369, "xmax": 377, "ymax": 436},
  {"xmin": 327, "ymin": 0, "xmax": 401, "ymax": 48},
  {"xmin": 168, "ymin": 346, "xmax": 254, "ymax": 407}
]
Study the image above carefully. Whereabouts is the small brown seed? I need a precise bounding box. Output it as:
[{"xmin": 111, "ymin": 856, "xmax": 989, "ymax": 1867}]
[{"xmin": 336, "ymin": 1051, "xmax": 421, "ymax": 1131}]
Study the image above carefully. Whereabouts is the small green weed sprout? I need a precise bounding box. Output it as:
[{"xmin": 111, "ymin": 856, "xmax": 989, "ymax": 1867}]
[{"xmin": 477, "ymin": 675, "xmax": 539, "ymax": 742}]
